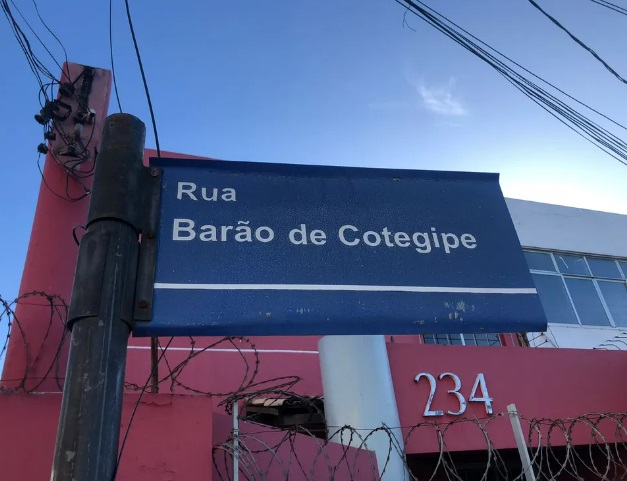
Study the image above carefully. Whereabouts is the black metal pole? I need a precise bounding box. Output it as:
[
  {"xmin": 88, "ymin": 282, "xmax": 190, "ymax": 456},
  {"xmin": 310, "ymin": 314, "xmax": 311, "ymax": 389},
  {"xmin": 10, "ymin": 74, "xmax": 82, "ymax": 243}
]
[{"xmin": 51, "ymin": 114, "xmax": 148, "ymax": 481}]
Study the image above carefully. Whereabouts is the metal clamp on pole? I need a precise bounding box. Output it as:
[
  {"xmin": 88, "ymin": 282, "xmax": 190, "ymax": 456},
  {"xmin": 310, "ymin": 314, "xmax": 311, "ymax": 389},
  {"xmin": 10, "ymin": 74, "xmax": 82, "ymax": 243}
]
[
  {"xmin": 134, "ymin": 165, "xmax": 162, "ymax": 323},
  {"xmin": 51, "ymin": 114, "xmax": 148, "ymax": 481}
]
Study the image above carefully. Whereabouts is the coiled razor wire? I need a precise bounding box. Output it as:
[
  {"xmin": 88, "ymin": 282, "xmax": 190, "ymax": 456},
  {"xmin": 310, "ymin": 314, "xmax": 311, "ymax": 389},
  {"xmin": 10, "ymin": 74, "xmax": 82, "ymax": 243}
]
[{"xmin": 212, "ymin": 410, "xmax": 627, "ymax": 481}]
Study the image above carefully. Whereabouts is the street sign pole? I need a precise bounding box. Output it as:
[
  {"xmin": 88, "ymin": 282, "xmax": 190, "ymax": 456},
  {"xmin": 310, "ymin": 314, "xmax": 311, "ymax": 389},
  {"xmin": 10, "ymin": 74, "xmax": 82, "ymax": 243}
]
[{"xmin": 51, "ymin": 114, "xmax": 149, "ymax": 481}]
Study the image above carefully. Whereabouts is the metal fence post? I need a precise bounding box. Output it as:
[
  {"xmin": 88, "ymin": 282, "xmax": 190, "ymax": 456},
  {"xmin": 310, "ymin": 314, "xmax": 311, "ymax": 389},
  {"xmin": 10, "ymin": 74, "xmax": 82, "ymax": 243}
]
[
  {"xmin": 508, "ymin": 403, "xmax": 536, "ymax": 481},
  {"xmin": 233, "ymin": 400, "xmax": 240, "ymax": 481}
]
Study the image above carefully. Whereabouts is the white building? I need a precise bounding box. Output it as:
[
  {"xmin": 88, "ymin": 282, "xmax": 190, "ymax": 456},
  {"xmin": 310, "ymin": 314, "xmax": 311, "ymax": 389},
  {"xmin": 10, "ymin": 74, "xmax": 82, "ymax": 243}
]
[
  {"xmin": 509, "ymin": 198, "xmax": 627, "ymax": 349},
  {"xmin": 422, "ymin": 199, "xmax": 627, "ymax": 350}
]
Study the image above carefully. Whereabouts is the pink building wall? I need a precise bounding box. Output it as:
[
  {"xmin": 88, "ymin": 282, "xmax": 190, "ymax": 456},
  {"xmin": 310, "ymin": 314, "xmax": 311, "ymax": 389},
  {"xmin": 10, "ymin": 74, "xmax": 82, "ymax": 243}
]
[{"xmin": 2, "ymin": 94, "xmax": 627, "ymax": 478}]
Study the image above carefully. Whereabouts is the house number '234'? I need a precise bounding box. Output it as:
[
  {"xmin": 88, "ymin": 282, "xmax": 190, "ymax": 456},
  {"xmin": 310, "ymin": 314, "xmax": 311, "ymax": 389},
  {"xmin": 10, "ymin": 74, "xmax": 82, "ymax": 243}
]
[{"xmin": 414, "ymin": 373, "xmax": 493, "ymax": 416}]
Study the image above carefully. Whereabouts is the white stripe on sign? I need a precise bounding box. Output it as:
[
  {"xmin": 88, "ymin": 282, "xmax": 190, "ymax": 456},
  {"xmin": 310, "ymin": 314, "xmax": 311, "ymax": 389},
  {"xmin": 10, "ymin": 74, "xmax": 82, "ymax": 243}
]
[
  {"xmin": 154, "ymin": 283, "xmax": 537, "ymax": 295},
  {"xmin": 127, "ymin": 346, "xmax": 319, "ymax": 355}
]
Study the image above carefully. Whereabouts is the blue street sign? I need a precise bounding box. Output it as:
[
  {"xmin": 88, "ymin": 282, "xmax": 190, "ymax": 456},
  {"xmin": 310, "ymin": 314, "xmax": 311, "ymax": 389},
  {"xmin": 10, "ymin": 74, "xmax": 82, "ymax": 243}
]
[{"xmin": 133, "ymin": 158, "xmax": 547, "ymax": 337}]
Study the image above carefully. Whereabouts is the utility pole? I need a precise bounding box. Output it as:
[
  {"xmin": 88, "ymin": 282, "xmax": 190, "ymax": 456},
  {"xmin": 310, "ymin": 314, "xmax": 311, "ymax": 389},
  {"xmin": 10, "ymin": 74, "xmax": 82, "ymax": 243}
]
[
  {"xmin": 50, "ymin": 113, "xmax": 150, "ymax": 481},
  {"xmin": 0, "ymin": 63, "xmax": 111, "ymax": 392}
]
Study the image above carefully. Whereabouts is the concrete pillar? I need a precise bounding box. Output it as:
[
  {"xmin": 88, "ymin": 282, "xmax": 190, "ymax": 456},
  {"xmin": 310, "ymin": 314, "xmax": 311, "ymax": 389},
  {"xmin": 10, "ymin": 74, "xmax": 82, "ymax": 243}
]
[{"xmin": 319, "ymin": 335, "xmax": 409, "ymax": 480}]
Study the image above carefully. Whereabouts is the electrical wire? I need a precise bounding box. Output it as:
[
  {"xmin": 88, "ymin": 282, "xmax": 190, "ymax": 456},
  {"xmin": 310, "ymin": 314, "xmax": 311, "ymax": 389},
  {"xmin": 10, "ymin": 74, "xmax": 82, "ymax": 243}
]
[
  {"xmin": 527, "ymin": 0, "xmax": 627, "ymax": 84},
  {"xmin": 585, "ymin": 0, "xmax": 627, "ymax": 16},
  {"xmin": 30, "ymin": 0, "xmax": 69, "ymax": 78},
  {"xmin": 2, "ymin": 0, "xmax": 50, "ymax": 93},
  {"xmin": 37, "ymin": 153, "xmax": 90, "ymax": 203},
  {"xmin": 396, "ymin": 0, "xmax": 627, "ymax": 167},
  {"xmin": 38, "ymin": 81, "xmax": 57, "ymax": 108},
  {"xmin": 112, "ymin": 337, "xmax": 174, "ymax": 480},
  {"xmin": 124, "ymin": 0, "xmax": 160, "ymax": 157},
  {"xmin": 109, "ymin": 0, "xmax": 123, "ymax": 113},
  {"xmin": 405, "ymin": 2, "xmax": 627, "ymax": 133},
  {"xmin": 7, "ymin": 0, "xmax": 60, "ymax": 80},
  {"xmin": 1, "ymin": 3, "xmax": 99, "ymax": 204}
]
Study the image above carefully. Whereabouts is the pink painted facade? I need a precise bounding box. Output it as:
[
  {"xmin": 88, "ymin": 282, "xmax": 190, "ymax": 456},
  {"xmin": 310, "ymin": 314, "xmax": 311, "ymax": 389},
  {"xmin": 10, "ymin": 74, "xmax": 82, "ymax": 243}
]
[{"xmin": 2, "ymin": 67, "xmax": 627, "ymax": 478}]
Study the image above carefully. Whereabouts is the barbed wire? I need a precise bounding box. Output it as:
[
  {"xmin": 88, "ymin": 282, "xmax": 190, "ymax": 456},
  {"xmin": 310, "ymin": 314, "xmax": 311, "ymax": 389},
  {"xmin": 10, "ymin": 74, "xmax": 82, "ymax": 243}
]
[
  {"xmin": 124, "ymin": 336, "xmax": 303, "ymax": 408},
  {"xmin": 594, "ymin": 331, "xmax": 627, "ymax": 350},
  {"xmin": 0, "ymin": 291, "xmax": 68, "ymax": 393},
  {"xmin": 525, "ymin": 331, "xmax": 559, "ymax": 348},
  {"xmin": 3, "ymin": 290, "xmax": 627, "ymax": 480},
  {"xmin": 0, "ymin": 291, "xmax": 304, "ymax": 408},
  {"xmin": 0, "ymin": 290, "xmax": 314, "ymax": 481},
  {"xmin": 212, "ymin": 409, "xmax": 627, "ymax": 481}
]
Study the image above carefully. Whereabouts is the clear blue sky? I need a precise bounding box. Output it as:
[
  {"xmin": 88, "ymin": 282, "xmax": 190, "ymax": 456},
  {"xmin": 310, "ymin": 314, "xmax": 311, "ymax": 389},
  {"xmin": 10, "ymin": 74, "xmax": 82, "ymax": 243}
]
[{"xmin": 0, "ymin": 0, "xmax": 625, "ymax": 310}]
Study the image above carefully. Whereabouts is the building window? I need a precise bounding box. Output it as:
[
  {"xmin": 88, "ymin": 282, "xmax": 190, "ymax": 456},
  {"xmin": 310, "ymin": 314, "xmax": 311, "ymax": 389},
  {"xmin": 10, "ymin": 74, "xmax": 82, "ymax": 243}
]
[
  {"xmin": 423, "ymin": 333, "xmax": 501, "ymax": 346},
  {"xmin": 524, "ymin": 250, "xmax": 627, "ymax": 327}
]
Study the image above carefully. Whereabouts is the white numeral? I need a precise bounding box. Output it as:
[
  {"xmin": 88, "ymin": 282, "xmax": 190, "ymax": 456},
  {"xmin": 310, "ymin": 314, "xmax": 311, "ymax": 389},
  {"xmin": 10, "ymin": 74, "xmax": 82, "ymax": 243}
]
[
  {"xmin": 414, "ymin": 373, "xmax": 444, "ymax": 416},
  {"xmin": 439, "ymin": 372, "xmax": 467, "ymax": 416},
  {"xmin": 469, "ymin": 373, "xmax": 493, "ymax": 414},
  {"xmin": 415, "ymin": 372, "xmax": 492, "ymax": 416}
]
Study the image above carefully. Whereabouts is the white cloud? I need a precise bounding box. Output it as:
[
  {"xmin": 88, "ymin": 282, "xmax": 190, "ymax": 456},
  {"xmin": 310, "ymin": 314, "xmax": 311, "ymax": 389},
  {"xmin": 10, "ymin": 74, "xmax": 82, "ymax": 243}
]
[{"xmin": 417, "ymin": 77, "xmax": 468, "ymax": 116}]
